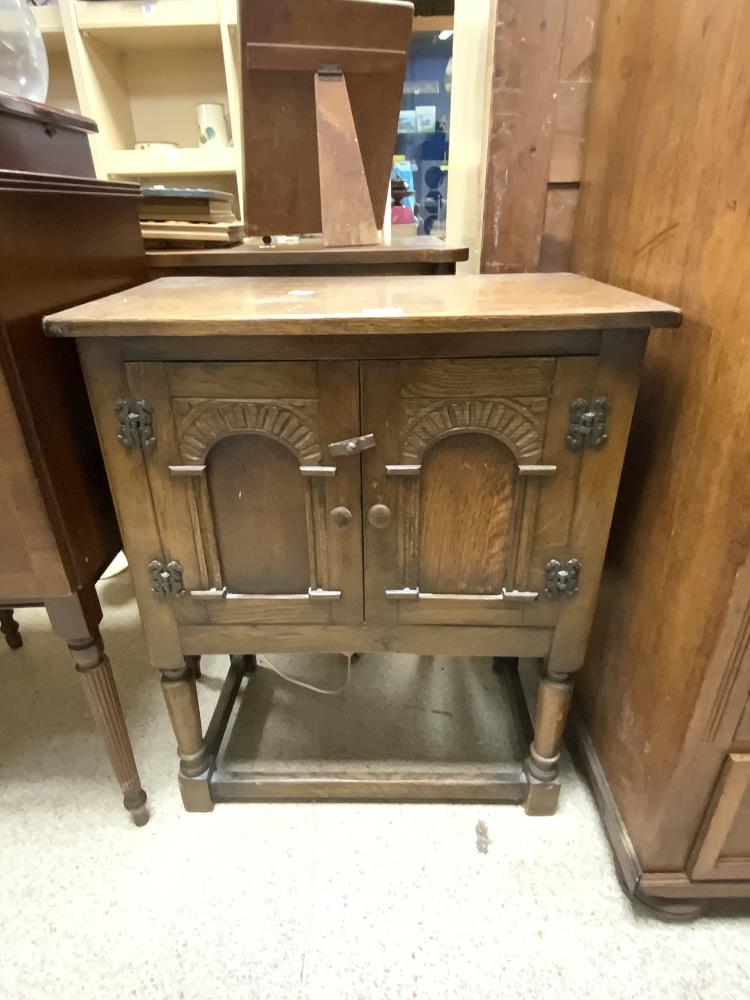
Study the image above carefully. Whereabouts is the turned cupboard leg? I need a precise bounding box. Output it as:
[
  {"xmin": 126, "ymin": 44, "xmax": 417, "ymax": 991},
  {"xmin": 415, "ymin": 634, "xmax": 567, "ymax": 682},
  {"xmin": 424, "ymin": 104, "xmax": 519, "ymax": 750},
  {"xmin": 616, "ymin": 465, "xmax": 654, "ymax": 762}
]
[
  {"xmin": 160, "ymin": 664, "xmax": 214, "ymax": 812},
  {"xmin": 45, "ymin": 588, "xmax": 149, "ymax": 826},
  {"xmin": 184, "ymin": 654, "xmax": 202, "ymax": 680},
  {"xmin": 184, "ymin": 654, "xmax": 258, "ymax": 680},
  {"xmin": 0, "ymin": 608, "xmax": 22, "ymax": 649},
  {"xmin": 524, "ymin": 666, "xmax": 574, "ymax": 816},
  {"xmin": 240, "ymin": 654, "xmax": 258, "ymax": 674}
]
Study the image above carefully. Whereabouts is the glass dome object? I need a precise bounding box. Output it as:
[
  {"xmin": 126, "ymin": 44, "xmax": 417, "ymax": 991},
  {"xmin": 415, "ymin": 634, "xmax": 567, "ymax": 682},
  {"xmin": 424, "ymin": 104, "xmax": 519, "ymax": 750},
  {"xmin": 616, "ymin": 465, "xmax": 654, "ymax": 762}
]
[{"xmin": 0, "ymin": 0, "xmax": 49, "ymax": 103}]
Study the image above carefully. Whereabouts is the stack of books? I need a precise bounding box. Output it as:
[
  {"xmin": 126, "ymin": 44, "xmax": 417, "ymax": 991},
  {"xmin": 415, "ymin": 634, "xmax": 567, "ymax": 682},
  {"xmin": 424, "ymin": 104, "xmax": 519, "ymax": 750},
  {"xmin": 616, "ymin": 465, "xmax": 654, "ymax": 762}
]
[{"xmin": 139, "ymin": 186, "xmax": 244, "ymax": 247}]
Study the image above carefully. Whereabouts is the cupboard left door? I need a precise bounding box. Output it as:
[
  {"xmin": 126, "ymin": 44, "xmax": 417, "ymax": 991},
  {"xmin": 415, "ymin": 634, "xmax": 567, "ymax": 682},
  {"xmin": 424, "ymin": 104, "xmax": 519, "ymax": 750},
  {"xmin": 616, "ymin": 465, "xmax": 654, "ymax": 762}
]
[{"xmin": 125, "ymin": 361, "xmax": 364, "ymax": 627}]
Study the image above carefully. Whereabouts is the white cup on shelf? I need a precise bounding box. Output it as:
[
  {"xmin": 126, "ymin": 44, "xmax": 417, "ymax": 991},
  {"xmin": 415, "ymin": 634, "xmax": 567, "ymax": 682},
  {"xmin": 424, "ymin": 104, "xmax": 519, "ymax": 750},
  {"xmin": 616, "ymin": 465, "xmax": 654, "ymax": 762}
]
[{"xmin": 196, "ymin": 102, "xmax": 229, "ymax": 147}]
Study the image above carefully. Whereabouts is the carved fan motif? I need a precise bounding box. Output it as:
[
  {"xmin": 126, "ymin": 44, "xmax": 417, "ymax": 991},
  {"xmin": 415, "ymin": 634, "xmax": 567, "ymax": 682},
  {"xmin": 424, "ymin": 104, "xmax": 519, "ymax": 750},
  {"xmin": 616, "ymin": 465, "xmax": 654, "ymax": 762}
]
[
  {"xmin": 400, "ymin": 397, "xmax": 548, "ymax": 464},
  {"xmin": 173, "ymin": 398, "xmax": 322, "ymax": 464}
]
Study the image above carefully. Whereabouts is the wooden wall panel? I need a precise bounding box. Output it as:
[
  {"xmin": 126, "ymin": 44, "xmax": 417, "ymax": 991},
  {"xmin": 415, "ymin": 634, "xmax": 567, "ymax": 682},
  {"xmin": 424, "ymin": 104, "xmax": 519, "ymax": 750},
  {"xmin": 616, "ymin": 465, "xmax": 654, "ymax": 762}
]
[
  {"xmin": 481, "ymin": 0, "xmax": 601, "ymax": 273},
  {"xmin": 539, "ymin": 185, "xmax": 579, "ymax": 272},
  {"xmin": 549, "ymin": 0, "xmax": 600, "ymax": 184},
  {"xmin": 573, "ymin": 0, "xmax": 750, "ymax": 870},
  {"xmin": 480, "ymin": 0, "xmax": 566, "ymax": 273}
]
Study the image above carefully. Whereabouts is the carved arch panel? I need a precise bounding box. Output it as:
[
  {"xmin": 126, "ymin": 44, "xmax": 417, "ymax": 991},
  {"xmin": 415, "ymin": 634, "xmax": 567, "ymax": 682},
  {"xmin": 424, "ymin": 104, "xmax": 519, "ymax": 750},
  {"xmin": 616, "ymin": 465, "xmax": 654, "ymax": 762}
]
[
  {"xmin": 400, "ymin": 397, "xmax": 548, "ymax": 465},
  {"xmin": 173, "ymin": 398, "xmax": 322, "ymax": 465}
]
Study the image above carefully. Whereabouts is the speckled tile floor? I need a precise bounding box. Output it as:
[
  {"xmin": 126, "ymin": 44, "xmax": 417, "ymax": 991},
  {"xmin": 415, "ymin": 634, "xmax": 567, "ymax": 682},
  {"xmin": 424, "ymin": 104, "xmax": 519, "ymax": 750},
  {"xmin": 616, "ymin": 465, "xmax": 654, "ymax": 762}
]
[{"xmin": 1, "ymin": 571, "xmax": 749, "ymax": 1000}]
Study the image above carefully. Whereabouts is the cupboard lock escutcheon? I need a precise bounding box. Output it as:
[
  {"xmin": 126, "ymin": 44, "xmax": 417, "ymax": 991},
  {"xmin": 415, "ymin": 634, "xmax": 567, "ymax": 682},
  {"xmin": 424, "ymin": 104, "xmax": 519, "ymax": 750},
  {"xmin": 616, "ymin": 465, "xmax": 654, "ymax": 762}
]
[
  {"xmin": 116, "ymin": 399, "xmax": 156, "ymax": 451},
  {"xmin": 149, "ymin": 559, "xmax": 185, "ymax": 598},
  {"xmin": 544, "ymin": 559, "xmax": 581, "ymax": 600},
  {"xmin": 566, "ymin": 397, "xmax": 610, "ymax": 451},
  {"xmin": 328, "ymin": 432, "xmax": 376, "ymax": 457}
]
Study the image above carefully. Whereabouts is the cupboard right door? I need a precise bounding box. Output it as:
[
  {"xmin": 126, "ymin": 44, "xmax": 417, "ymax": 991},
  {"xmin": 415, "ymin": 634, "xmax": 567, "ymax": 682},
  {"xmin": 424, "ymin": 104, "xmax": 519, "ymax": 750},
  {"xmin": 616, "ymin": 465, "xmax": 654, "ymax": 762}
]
[{"xmin": 361, "ymin": 357, "xmax": 595, "ymax": 628}]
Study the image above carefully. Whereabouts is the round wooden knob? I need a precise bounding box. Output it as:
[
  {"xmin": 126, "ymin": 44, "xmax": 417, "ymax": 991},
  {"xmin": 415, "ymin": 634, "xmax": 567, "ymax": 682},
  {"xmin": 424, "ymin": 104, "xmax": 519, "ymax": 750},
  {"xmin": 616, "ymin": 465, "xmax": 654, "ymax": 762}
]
[
  {"xmin": 330, "ymin": 505, "xmax": 353, "ymax": 528},
  {"xmin": 367, "ymin": 503, "xmax": 392, "ymax": 529}
]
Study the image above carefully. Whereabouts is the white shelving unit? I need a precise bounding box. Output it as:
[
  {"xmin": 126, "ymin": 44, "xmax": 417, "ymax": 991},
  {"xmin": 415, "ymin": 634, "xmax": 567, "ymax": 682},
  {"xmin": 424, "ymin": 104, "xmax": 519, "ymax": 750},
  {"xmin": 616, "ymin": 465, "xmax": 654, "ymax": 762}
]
[
  {"xmin": 30, "ymin": 1, "xmax": 469, "ymax": 244},
  {"xmin": 32, "ymin": 0, "xmax": 244, "ymax": 217},
  {"xmin": 31, "ymin": 3, "xmax": 66, "ymax": 48},
  {"xmin": 105, "ymin": 145, "xmax": 236, "ymax": 177}
]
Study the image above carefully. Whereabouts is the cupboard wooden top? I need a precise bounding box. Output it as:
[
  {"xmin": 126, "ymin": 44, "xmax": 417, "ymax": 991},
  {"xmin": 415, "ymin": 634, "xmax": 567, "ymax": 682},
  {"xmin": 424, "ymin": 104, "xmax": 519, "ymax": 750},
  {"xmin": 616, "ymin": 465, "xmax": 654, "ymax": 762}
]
[{"xmin": 45, "ymin": 272, "xmax": 681, "ymax": 338}]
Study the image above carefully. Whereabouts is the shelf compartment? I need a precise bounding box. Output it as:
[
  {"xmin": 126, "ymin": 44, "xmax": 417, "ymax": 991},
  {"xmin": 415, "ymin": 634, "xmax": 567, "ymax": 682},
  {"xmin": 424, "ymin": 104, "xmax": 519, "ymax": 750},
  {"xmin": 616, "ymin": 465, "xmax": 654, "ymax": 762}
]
[
  {"xmin": 75, "ymin": 0, "xmax": 223, "ymax": 49},
  {"xmin": 33, "ymin": 4, "xmax": 67, "ymax": 53},
  {"xmin": 107, "ymin": 145, "xmax": 236, "ymax": 177}
]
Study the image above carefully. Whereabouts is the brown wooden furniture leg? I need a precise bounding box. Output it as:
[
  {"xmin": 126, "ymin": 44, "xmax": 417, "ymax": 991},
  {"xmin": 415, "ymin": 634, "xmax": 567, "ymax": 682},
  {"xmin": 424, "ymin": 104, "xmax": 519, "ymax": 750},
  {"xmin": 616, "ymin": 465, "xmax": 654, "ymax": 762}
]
[
  {"xmin": 160, "ymin": 663, "xmax": 213, "ymax": 811},
  {"xmin": 238, "ymin": 654, "xmax": 257, "ymax": 674},
  {"xmin": 0, "ymin": 608, "xmax": 22, "ymax": 649},
  {"xmin": 524, "ymin": 666, "xmax": 574, "ymax": 815},
  {"xmin": 184, "ymin": 654, "xmax": 201, "ymax": 680},
  {"xmin": 45, "ymin": 587, "xmax": 149, "ymax": 826}
]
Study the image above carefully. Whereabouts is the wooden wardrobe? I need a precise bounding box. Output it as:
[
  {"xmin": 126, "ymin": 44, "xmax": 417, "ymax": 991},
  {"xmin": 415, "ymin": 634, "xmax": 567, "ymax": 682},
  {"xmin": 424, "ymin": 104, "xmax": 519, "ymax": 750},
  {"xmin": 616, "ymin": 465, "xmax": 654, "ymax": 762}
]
[{"xmin": 572, "ymin": 0, "xmax": 750, "ymax": 913}]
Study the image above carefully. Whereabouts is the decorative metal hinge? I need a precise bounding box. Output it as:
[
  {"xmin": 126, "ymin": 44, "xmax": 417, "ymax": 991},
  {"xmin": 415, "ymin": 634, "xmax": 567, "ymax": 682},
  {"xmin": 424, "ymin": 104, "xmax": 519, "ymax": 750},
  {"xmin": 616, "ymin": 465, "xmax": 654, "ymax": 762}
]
[
  {"xmin": 149, "ymin": 559, "xmax": 185, "ymax": 597},
  {"xmin": 566, "ymin": 397, "xmax": 610, "ymax": 451},
  {"xmin": 115, "ymin": 399, "xmax": 155, "ymax": 451},
  {"xmin": 544, "ymin": 559, "xmax": 581, "ymax": 600}
]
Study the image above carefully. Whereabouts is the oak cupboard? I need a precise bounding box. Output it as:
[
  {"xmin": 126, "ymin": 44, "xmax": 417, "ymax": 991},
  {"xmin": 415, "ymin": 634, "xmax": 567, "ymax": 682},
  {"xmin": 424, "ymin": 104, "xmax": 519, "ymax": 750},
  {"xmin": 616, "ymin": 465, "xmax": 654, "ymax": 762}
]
[{"xmin": 45, "ymin": 273, "xmax": 680, "ymax": 814}]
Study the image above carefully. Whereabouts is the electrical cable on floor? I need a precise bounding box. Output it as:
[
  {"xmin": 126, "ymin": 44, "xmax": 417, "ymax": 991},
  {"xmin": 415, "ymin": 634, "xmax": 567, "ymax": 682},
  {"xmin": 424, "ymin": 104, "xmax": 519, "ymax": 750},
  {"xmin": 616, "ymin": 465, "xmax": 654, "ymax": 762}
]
[{"xmin": 256, "ymin": 652, "xmax": 353, "ymax": 696}]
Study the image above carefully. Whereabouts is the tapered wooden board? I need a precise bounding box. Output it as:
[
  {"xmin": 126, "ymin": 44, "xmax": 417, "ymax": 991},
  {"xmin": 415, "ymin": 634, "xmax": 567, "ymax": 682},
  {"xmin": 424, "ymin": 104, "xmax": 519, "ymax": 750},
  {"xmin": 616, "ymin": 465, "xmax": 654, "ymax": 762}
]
[
  {"xmin": 240, "ymin": 0, "xmax": 412, "ymax": 237},
  {"xmin": 315, "ymin": 72, "xmax": 379, "ymax": 248}
]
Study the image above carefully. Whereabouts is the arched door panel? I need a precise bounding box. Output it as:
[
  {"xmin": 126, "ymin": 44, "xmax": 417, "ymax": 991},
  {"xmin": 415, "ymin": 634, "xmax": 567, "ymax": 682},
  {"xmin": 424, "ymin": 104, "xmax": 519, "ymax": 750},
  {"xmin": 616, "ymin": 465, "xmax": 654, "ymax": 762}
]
[
  {"xmin": 127, "ymin": 360, "xmax": 363, "ymax": 626},
  {"xmin": 418, "ymin": 434, "xmax": 517, "ymax": 595},
  {"xmin": 362, "ymin": 357, "xmax": 593, "ymax": 627}
]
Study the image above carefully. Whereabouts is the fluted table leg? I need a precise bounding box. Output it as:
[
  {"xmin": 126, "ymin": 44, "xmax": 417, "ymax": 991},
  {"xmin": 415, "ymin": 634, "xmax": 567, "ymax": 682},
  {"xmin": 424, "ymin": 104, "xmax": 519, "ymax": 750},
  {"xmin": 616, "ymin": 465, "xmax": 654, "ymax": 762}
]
[{"xmin": 46, "ymin": 586, "xmax": 148, "ymax": 826}]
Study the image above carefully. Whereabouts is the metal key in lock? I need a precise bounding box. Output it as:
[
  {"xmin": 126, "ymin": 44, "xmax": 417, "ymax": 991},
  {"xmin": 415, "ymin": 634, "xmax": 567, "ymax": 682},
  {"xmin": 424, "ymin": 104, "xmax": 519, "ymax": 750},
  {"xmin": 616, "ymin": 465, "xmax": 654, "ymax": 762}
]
[{"xmin": 328, "ymin": 433, "xmax": 376, "ymax": 457}]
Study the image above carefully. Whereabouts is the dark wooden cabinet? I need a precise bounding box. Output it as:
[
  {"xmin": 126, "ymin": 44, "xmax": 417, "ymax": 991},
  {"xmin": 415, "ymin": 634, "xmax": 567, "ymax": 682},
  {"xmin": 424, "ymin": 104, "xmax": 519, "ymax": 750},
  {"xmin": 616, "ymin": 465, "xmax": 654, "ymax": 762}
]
[
  {"xmin": 46, "ymin": 272, "xmax": 680, "ymax": 816},
  {"xmin": 0, "ymin": 94, "xmax": 96, "ymax": 177},
  {"xmin": 0, "ymin": 97, "xmax": 149, "ymax": 825}
]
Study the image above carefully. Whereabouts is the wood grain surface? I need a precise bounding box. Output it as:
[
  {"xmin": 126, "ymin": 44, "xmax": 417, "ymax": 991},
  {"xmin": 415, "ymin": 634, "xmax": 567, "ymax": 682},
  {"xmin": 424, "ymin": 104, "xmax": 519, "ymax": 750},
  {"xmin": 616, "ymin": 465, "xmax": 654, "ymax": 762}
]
[
  {"xmin": 418, "ymin": 435, "xmax": 516, "ymax": 595},
  {"xmin": 0, "ymin": 171, "xmax": 144, "ymax": 592},
  {"xmin": 208, "ymin": 435, "xmax": 311, "ymax": 595},
  {"xmin": 314, "ymin": 72, "xmax": 379, "ymax": 247},
  {"xmin": 45, "ymin": 273, "xmax": 680, "ymax": 338},
  {"xmin": 481, "ymin": 0, "xmax": 566, "ymax": 273},
  {"xmin": 145, "ymin": 236, "xmax": 468, "ymax": 271},
  {"xmin": 0, "ymin": 367, "xmax": 68, "ymax": 598},
  {"xmin": 573, "ymin": 0, "xmax": 750, "ymax": 873}
]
